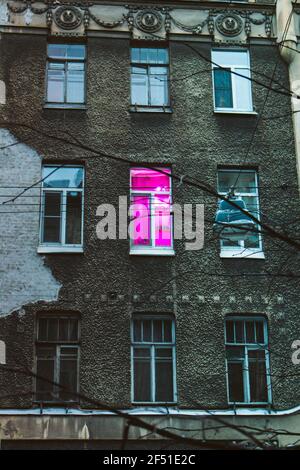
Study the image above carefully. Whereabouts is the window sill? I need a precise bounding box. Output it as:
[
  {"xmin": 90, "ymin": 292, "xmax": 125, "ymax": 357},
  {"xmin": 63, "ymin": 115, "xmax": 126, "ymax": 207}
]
[
  {"xmin": 38, "ymin": 245, "xmax": 84, "ymax": 254},
  {"xmin": 43, "ymin": 104, "xmax": 87, "ymax": 110},
  {"xmin": 130, "ymin": 249, "xmax": 175, "ymax": 256},
  {"xmin": 214, "ymin": 109, "xmax": 258, "ymax": 116},
  {"xmin": 220, "ymin": 249, "xmax": 265, "ymax": 259},
  {"xmin": 228, "ymin": 402, "xmax": 271, "ymax": 406},
  {"xmin": 132, "ymin": 402, "xmax": 177, "ymax": 406},
  {"xmin": 129, "ymin": 105, "xmax": 172, "ymax": 114}
]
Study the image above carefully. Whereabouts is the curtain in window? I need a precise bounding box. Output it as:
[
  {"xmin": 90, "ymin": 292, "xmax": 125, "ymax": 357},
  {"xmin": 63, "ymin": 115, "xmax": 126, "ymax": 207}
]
[{"xmin": 214, "ymin": 68, "xmax": 233, "ymax": 108}]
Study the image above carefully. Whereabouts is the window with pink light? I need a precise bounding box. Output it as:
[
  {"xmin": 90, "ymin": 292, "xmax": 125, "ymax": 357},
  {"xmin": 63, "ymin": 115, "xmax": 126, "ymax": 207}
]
[{"xmin": 130, "ymin": 167, "xmax": 173, "ymax": 253}]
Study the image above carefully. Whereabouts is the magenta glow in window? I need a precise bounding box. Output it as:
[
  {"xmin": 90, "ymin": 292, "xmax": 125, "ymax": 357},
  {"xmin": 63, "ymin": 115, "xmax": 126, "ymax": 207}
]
[{"xmin": 130, "ymin": 168, "xmax": 172, "ymax": 250}]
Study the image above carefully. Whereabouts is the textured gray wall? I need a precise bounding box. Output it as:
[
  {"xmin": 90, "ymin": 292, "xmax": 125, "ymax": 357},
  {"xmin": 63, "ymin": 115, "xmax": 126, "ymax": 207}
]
[{"xmin": 0, "ymin": 33, "xmax": 299, "ymax": 410}]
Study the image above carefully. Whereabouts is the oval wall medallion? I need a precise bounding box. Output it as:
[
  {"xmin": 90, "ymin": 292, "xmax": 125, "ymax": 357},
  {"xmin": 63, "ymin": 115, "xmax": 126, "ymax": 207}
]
[
  {"xmin": 54, "ymin": 6, "xmax": 82, "ymax": 30},
  {"xmin": 216, "ymin": 13, "xmax": 243, "ymax": 37},
  {"xmin": 135, "ymin": 10, "xmax": 163, "ymax": 33}
]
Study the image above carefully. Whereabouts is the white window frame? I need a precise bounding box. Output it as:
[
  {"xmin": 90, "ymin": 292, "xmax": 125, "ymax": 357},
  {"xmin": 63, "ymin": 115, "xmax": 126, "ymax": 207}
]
[
  {"xmin": 212, "ymin": 49, "xmax": 254, "ymax": 114},
  {"xmin": 38, "ymin": 165, "xmax": 84, "ymax": 254},
  {"xmin": 224, "ymin": 316, "xmax": 272, "ymax": 405},
  {"xmin": 45, "ymin": 44, "xmax": 86, "ymax": 109},
  {"xmin": 131, "ymin": 315, "xmax": 177, "ymax": 404},
  {"xmin": 129, "ymin": 168, "xmax": 174, "ymax": 256},
  {"xmin": 217, "ymin": 169, "xmax": 264, "ymax": 259},
  {"xmin": 130, "ymin": 47, "xmax": 170, "ymax": 110}
]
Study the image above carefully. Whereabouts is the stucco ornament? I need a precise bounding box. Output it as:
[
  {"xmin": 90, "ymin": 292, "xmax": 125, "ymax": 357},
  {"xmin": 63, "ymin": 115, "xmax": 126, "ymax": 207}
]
[
  {"xmin": 135, "ymin": 9, "xmax": 163, "ymax": 33},
  {"xmin": 54, "ymin": 6, "xmax": 82, "ymax": 30},
  {"xmin": 216, "ymin": 13, "xmax": 243, "ymax": 36}
]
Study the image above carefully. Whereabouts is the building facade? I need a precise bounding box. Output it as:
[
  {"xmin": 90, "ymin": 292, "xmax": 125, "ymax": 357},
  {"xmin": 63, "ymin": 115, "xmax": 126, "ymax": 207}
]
[{"xmin": 0, "ymin": 0, "xmax": 300, "ymax": 449}]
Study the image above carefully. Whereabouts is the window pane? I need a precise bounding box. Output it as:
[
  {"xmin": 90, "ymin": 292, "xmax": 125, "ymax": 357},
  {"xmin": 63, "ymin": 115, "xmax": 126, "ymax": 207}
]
[
  {"xmin": 131, "ymin": 48, "xmax": 140, "ymax": 62},
  {"xmin": 133, "ymin": 319, "xmax": 142, "ymax": 342},
  {"xmin": 256, "ymin": 321, "xmax": 265, "ymax": 344},
  {"xmin": 157, "ymin": 48, "xmax": 168, "ymax": 64},
  {"xmin": 36, "ymin": 349, "xmax": 55, "ymax": 401},
  {"xmin": 163, "ymin": 320, "xmax": 172, "ymax": 342},
  {"xmin": 235, "ymin": 68, "xmax": 252, "ymax": 110},
  {"xmin": 153, "ymin": 320, "xmax": 163, "ymax": 342},
  {"xmin": 134, "ymin": 357, "xmax": 151, "ymax": 401},
  {"xmin": 235, "ymin": 320, "xmax": 245, "ymax": 343},
  {"xmin": 43, "ymin": 192, "xmax": 61, "ymax": 243},
  {"xmin": 227, "ymin": 362, "xmax": 244, "ymax": 402},
  {"xmin": 69, "ymin": 319, "xmax": 79, "ymax": 341},
  {"xmin": 233, "ymin": 171, "xmax": 256, "ymax": 194},
  {"xmin": 47, "ymin": 64, "xmax": 65, "ymax": 103},
  {"xmin": 149, "ymin": 69, "xmax": 168, "ymax": 106},
  {"xmin": 59, "ymin": 352, "xmax": 78, "ymax": 401},
  {"xmin": 246, "ymin": 321, "xmax": 255, "ymax": 343},
  {"xmin": 131, "ymin": 168, "xmax": 171, "ymax": 192},
  {"xmin": 43, "ymin": 166, "xmax": 83, "ymax": 189},
  {"xmin": 156, "ymin": 348, "xmax": 173, "ymax": 358},
  {"xmin": 142, "ymin": 320, "xmax": 152, "ymax": 342},
  {"xmin": 226, "ymin": 320, "xmax": 235, "ymax": 343},
  {"xmin": 48, "ymin": 44, "xmax": 67, "ymax": 59},
  {"xmin": 47, "ymin": 318, "xmax": 59, "ymax": 341},
  {"xmin": 44, "ymin": 192, "xmax": 61, "ymax": 217},
  {"xmin": 226, "ymin": 346, "xmax": 244, "ymax": 360},
  {"xmin": 66, "ymin": 63, "xmax": 85, "ymax": 103},
  {"xmin": 214, "ymin": 68, "xmax": 233, "ymax": 108},
  {"xmin": 249, "ymin": 358, "xmax": 268, "ymax": 402},
  {"xmin": 43, "ymin": 215, "xmax": 61, "ymax": 243},
  {"xmin": 155, "ymin": 358, "xmax": 174, "ymax": 402},
  {"xmin": 154, "ymin": 194, "xmax": 172, "ymax": 247},
  {"xmin": 131, "ymin": 68, "xmax": 148, "ymax": 105},
  {"xmin": 58, "ymin": 319, "xmax": 69, "ymax": 341},
  {"xmin": 66, "ymin": 45, "xmax": 85, "ymax": 60},
  {"xmin": 131, "ymin": 195, "xmax": 151, "ymax": 246},
  {"xmin": 212, "ymin": 50, "xmax": 249, "ymax": 67},
  {"xmin": 132, "ymin": 48, "xmax": 168, "ymax": 64},
  {"xmin": 66, "ymin": 191, "xmax": 82, "ymax": 244},
  {"xmin": 133, "ymin": 348, "xmax": 151, "ymax": 358},
  {"xmin": 38, "ymin": 318, "xmax": 48, "ymax": 341}
]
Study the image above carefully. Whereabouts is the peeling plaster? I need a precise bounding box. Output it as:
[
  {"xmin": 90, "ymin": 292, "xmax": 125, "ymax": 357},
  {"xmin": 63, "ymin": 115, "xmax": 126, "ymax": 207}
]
[
  {"xmin": 0, "ymin": 81, "xmax": 5, "ymax": 104},
  {"xmin": 0, "ymin": 2, "xmax": 8, "ymax": 24},
  {"xmin": 0, "ymin": 129, "xmax": 61, "ymax": 316},
  {"xmin": 0, "ymin": 340, "xmax": 5, "ymax": 364}
]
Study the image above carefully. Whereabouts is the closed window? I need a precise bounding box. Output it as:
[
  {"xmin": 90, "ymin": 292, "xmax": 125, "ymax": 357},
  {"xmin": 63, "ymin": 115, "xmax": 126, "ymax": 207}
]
[
  {"xmin": 39, "ymin": 165, "xmax": 84, "ymax": 253},
  {"xmin": 225, "ymin": 317, "xmax": 271, "ymax": 404},
  {"xmin": 130, "ymin": 167, "xmax": 174, "ymax": 255},
  {"xmin": 36, "ymin": 314, "xmax": 80, "ymax": 402},
  {"xmin": 131, "ymin": 47, "xmax": 169, "ymax": 108},
  {"xmin": 46, "ymin": 44, "xmax": 86, "ymax": 106},
  {"xmin": 217, "ymin": 169, "xmax": 262, "ymax": 258},
  {"xmin": 131, "ymin": 316, "xmax": 176, "ymax": 403},
  {"xmin": 212, "ymin": 50, "xmax": 253, "ymax": 112}
]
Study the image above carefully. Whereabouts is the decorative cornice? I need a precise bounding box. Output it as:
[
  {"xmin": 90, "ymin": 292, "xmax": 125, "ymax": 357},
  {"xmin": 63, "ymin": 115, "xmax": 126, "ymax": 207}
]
[{"xmin": 6, "ymin": 2, "xmax": 274, "ymax": 40}]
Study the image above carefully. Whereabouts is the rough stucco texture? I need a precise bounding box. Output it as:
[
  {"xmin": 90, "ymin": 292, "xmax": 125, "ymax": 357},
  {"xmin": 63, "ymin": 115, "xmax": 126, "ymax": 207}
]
[{"xmin": 0, "ymin": 34, "xmax": 299, "ymax": 410}]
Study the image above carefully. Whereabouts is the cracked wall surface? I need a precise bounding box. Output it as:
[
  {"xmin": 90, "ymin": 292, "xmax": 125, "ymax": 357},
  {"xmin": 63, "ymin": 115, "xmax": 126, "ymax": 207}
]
[{"xmin": 0, "ymin": 129, "xmax": 61, "ymax": 316}]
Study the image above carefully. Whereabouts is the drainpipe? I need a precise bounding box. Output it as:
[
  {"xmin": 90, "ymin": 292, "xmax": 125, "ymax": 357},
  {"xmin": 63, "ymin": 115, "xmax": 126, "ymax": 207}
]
[{"xmin": 277, "ymin": 0, "xmax": 300, "ymax": 191}]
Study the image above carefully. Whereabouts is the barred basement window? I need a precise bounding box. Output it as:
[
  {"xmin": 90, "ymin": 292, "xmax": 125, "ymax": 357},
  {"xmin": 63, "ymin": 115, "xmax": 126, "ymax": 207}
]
[
  {"xmin": 46, "ymin": 44, "xmax": 86, "ymax": 107},
  {"xmin": 212, "ymin": 50, "xmax": 253, "ymax": 113},
  {"xmin": 131, "ymin": 316, "xmax": 176, "ymax": 403},
  {"xmin": 131, "ymin": 47, "xmax": 169, "ymax": 109},
  {"xmin": 225, "ymin": 316, "xmax": 272, "ymax": 405},
  {"xmin": 38, "ymin": 165, "xmax": 84, "ymax": 253},
  {"xmin": 35, "ymin": 314, "xmax": 80, "ymax": 402},
  {"xmin": 130, "ymin": 167, "xmax": 174, "ymax": 255}
]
